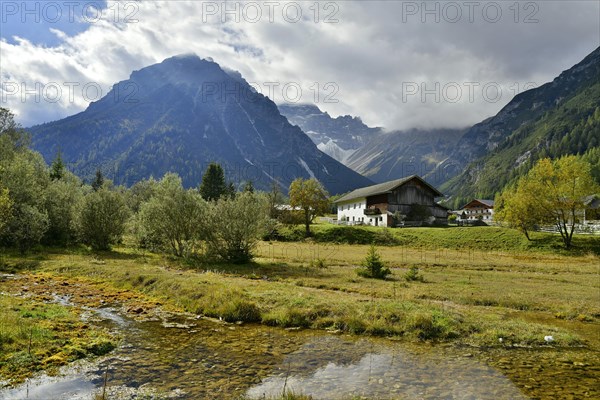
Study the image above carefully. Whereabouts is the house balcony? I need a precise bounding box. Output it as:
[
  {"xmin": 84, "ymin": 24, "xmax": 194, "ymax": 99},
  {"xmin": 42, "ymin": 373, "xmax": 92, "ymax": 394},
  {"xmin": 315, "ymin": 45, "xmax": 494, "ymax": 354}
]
[{"xmin": 364, "ymin": 208, "xmax": 382, "ymax": 216}]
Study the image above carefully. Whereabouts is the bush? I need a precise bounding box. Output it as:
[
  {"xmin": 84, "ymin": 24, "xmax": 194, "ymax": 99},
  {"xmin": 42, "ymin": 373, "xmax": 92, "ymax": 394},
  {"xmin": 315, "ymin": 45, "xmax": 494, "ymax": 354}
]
[
  {"xmin": 42, "ymin": 174, "xmax": 83, "ymax": 246},
  {"xmin": 356, "ymin": 245, "xmax": 391, "ymax": 279},
  {"xmin": 218, "ymin": 299, "xmax": 261, "ymax": 323},
  {"xmin": 309, "ymin": 258, "xmax": 327, "ymax": 269},
  {"xmin": 136, "ymin": 173, "xmax": 207, "ymax": 257},
  {"xmin": 404, "ymin": 266, "xmax": 424, "ymax": 282},
  {"xmin": 314, "ymin": 226, "xmax": 375, "ymax": 244},
  {"xmin": 7, "ymin": 204, "xmax": 49, "ymax": 253},
  {"xmin": 205, "ymin": 192, "xmax": 270, "ymax": 263},
  {"xmin": 408, "ymin": 311, "xmax": 454, "ymax": 340},
  {"xmin": 374, "ymin": 228, "xmax": 399, "ymax": 245},
  {"xmin": 75, "ymin": 187, "xmax": 129, "ymax": 251},
  {"xmin": 197, "ymin": 289, "xmax": 262, "ymax": 323}
]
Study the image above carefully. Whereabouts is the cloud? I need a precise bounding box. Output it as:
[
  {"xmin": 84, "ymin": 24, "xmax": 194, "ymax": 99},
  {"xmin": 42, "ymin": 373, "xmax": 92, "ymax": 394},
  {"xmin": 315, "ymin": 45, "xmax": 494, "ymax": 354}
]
[{"xmin": 0, "ymin": 0, "xmax": 598, "ymax": 130}]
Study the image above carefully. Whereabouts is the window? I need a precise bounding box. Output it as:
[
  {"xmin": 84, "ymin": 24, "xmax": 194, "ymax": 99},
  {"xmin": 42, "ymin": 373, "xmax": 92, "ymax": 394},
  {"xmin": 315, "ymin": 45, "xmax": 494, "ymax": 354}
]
[{"xmin": 354, "ymin": 203, "xmax": 356, "ymax": 209}]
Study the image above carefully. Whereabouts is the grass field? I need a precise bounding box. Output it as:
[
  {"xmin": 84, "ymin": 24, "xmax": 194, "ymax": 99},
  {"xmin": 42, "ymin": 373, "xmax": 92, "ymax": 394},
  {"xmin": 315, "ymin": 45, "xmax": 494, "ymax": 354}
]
[
  {"xmin": 1, "ymin": 225, "xmax": 599, "ymax": 385},
  {"xmin": 276, "ymin": 224, "xmax": 600, "ymax": 255}
]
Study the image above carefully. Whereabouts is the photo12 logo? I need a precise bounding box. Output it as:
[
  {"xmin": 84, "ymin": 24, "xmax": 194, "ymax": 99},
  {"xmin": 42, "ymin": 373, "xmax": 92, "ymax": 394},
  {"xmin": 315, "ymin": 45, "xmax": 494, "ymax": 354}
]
[
  {"xmin": 199, "ymin": 1, "xmax": 340, "ymax": 24},
  {"xmin": 401, "ymin": 1, "xmax": 540, "ymax": 23},
  {"xmin": 199, "ymin": 80, "xmax": 340, "ymax": 104},
  {"xmin": 401, "ymin": 81, "xmax": 537, "ymax": 104},
  {"xmin": 0, "ymin": 1, "xmax": 139, "ymax": 24},
  {"xmin": 0, "ymin": 81, "xmax": 139, "ymax": 104}
]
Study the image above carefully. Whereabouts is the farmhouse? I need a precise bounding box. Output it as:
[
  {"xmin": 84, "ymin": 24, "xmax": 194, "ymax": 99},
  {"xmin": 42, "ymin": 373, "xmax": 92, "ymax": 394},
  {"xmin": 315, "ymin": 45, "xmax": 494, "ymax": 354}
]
[
  {"xmin": 458, "ymin": 199, "xmax": 495, "ymax": 223},
  {"xmin": 334, "ymin": 175, "xmax": 448, "ymax": 227}
]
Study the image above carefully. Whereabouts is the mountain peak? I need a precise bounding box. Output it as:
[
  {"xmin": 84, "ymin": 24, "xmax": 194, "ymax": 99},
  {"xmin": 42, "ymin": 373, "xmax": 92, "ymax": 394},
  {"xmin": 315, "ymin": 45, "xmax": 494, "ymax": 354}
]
[{"xmin": 30, "ymin": 57, "xmax": 372, "ymax": 194}]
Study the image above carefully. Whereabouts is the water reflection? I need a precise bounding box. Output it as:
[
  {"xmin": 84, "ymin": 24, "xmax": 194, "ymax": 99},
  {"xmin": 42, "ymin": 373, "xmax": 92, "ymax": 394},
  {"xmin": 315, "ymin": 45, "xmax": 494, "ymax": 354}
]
[
  {"xmin": 0, "ymin": 307, "xmax": 538, "ymax": 400},
  {"xmin": 247, "ymin": 337, "xmax": 527, "ymax": 400}
]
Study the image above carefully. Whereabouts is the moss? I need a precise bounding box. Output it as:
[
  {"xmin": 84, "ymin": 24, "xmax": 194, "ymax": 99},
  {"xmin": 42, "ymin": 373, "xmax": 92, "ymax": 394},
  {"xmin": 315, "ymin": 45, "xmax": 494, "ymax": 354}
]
[{"xmin": 0, "ymin": 294, "xmax": 117, "ymax": 386}]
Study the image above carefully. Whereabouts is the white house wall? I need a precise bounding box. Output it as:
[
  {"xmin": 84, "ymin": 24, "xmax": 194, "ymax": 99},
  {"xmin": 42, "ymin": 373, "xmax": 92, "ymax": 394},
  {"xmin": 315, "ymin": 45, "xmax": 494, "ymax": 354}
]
[{"xmin": 337, "ymin": 198, "xmax": 388, "ymax": 227}]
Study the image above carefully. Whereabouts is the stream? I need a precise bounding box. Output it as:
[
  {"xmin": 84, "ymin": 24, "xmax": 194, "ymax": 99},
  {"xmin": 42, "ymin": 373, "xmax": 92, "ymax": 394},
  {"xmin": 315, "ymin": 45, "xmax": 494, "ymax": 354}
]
[{"xmin": 1, "ymin": 305, "xmax": 598, "ymax": 399}]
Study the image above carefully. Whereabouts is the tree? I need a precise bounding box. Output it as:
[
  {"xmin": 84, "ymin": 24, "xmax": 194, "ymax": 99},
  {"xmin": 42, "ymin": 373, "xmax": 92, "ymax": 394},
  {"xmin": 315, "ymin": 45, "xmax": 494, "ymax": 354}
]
[
  {"xmin": 205, "ymin": 192, "xmax": 269, "ymax": 263},
  {"xmin": 43, "ymin": 173, "xmax": 84, "ymax": 245},
  {"xmin": 225, "ymin": 181, "xmax": 237, "ymax": 199},
  {"xmin": 495, "ymin": 185, "xmax": 545, "ymax": 241},
  {"xmin": 496, "ymin": 155, "xmax": 599, "ymax": 248},
  {"xmin": 49, "ymin": 150, "xmax": 66, "ymax": 180},
  {"xmin": 0, "ymin": 188, "xmax": 13, "ymax": 235},
  {"xmin": 75, "ymin": 187, "xmax": 129, "ymax": 251},
  {"xmin": 137, "ymin": 173, "xmax": 207, "ymax": 257},
  {"xmin": 243, "ymin": 180, "xmax": 254, "ymax": 193},
  {"xmin": 0, "ymin": 108, "xmax": 30, "ymax": 159},
  {"xmin": 356, "ymin": 245, "xmax": 390, "ymax": 279},
  {"xmin": 266, "ymin": 180, "xmax": 285, "ymax": 219},
  {"xmin": 199, "ymin": 162, "xmax": 227, "ymax": 201},
  {"xmin": 125, "ymin": 178, "xmax": 158, "ymax": 213},
  {"xmin": 9, "ymin": 204, "xmax": 49, "ymax": 254},
  {"xmin": 288, "ymin": 178, "xmax": 330, "ymax": 236},
  {"xmin": 91, "ymin": 168, "xmax": 104, "ymax": 191},
  {"xmin": 0, "ymin": 141, "xmax": 50, "ymax": 252}
]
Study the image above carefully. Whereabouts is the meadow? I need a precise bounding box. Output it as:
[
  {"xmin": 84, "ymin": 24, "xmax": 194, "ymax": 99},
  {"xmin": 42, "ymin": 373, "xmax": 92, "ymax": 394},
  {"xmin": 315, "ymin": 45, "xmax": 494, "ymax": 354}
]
[{"xmin": 1, "ymin": 225, "xmax": 599, "ymax": 386}]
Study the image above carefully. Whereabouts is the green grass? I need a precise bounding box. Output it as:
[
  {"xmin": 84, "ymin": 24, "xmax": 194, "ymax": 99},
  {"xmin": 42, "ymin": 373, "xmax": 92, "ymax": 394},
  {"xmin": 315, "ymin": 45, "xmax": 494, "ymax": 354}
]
[
  {"xmin": 238, "ymin": 390, "xmax": 313, "ymax": 400},
  {"xmin": 273, "ymin": 223, "xmax": 600, "ymax": 255}
]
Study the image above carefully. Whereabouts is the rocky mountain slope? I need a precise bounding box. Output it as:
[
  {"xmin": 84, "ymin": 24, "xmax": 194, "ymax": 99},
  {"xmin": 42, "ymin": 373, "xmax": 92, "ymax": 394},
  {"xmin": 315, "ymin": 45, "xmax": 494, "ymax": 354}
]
[
  {"xmin": 278, "ymin": 103, "xmax": 381, "ymax": 163},
  {"xmin": 29, "ymin": 55, "xmax": 373, "ymax": 194},
  {"xmin": 441, "ymin": 46, "xmax": 600, "ymax": 207},
  {"xmin": 346, "ymin": 128, "xmax": 465, "ymax": 186}
]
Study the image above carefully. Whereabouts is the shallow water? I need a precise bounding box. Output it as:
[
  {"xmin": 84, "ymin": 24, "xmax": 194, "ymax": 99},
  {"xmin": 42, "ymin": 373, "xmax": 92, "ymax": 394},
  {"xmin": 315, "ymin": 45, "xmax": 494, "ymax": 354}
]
[{"xmin": 1, "ymin": 307, "xmax": 598, "ymax": 399}]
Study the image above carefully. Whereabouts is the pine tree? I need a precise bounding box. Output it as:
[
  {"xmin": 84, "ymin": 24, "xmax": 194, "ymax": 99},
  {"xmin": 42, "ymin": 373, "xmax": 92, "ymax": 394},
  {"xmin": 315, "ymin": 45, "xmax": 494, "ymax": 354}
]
[
  {"xmin": 199, "ymin": 162, "xmax": 227, "ymax": 201},
  {"xmin": 92, "ymin": 168, "xmax": 104, "ymax": 191},
  {"xmin": 49, "ymin": 150, "xmax": 65, "ymax": 180},
  {"xmin": 243, "ymin": 180, "xmax": 254, "ymax": 193},
  {"xmin": 225, "ymin": 181, "xmax": 237, "ymax": 199},
  {"xmin": 357, "ymin": 245, "xmax": 390, "ymax": 279}
]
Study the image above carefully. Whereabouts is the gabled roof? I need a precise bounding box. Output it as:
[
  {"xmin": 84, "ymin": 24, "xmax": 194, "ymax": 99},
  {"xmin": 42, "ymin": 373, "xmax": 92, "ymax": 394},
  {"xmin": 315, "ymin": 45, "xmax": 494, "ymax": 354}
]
[
  {"xmin": 476, "ymin": 199, "xmax": 495, "ymax": 207},
  {"xmin": 460, "ymin": 199, "xmax": 495, "ymax": 209},
  {"xmin": 335, "ymin": 175, "xmax": 443, "ymax": 203}
]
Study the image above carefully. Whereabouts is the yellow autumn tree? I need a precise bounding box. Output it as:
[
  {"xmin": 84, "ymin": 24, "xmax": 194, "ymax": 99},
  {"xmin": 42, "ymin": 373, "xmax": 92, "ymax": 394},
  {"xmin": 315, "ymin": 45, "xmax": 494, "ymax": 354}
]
[
  {"xmin": 288, "ymin": 178, "xmax": 330, "ymax": 236},
  {"xmin": 496, "ymin": 155, "xmax": 599, "ymax": 248}
]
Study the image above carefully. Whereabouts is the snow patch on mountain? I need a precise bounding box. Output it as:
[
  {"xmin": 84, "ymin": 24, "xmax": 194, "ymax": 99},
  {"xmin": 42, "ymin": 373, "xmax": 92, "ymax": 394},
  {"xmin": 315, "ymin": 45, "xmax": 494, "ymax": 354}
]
[{"xmin": 317, "ymin": 140, "xmax": 357, "ymax": 163}]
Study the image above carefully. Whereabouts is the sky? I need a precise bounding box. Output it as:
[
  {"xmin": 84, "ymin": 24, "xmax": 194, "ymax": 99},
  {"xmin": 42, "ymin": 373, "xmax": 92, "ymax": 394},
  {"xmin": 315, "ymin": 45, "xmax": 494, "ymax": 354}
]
[{"xmin": 0, "ymin": 0, "xmax": 599, "ymax": 130}]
